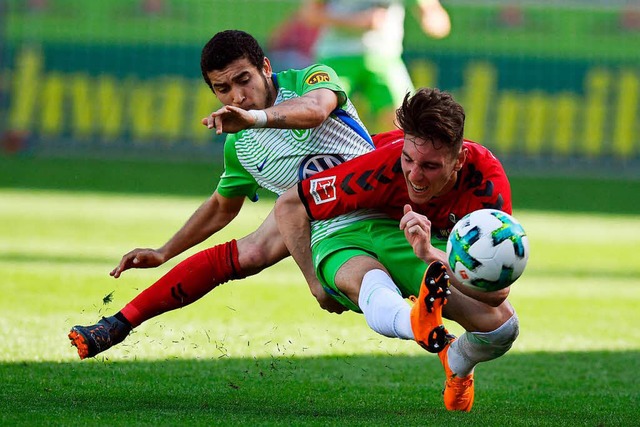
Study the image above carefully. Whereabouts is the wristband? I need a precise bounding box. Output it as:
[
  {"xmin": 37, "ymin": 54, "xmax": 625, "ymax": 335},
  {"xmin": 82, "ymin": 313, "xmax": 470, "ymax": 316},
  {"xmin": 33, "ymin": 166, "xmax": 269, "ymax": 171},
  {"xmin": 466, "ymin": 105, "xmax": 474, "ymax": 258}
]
[{"xmin": 248, "ymin": 110, "xmax": 268, "ymax": 128}]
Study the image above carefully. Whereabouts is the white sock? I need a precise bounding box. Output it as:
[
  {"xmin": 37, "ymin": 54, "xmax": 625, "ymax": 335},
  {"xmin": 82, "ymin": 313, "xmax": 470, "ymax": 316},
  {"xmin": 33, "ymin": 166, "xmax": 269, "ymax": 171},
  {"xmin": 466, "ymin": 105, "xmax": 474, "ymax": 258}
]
[
  {"xmin": 447, "ymin": 313, "xmax": 520, "ymax": 377},
  {"xmin": 358, "ymin": 269, "xmax": 414, "ymax": 340}
]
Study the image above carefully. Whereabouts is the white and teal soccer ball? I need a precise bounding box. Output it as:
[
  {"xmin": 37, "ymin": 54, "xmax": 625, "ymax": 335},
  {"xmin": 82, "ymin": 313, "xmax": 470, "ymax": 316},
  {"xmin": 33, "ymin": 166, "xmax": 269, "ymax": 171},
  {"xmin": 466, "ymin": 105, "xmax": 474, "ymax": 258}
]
[{"xmin": 446, "ymin": 209, "xmax": 529, "ymax": 292}]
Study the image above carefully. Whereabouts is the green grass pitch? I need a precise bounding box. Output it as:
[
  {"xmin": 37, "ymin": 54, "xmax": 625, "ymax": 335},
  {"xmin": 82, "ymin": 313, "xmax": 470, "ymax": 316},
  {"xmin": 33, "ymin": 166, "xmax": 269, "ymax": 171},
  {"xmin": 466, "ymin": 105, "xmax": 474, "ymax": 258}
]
[{"xmin": 1, "ymin": 188, "xmax": 639, "ymax": 426}]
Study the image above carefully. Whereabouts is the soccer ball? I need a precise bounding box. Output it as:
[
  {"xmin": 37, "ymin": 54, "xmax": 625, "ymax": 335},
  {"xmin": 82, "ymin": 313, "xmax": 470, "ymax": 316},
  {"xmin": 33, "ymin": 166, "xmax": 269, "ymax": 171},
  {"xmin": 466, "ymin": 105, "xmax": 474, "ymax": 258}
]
[{"xmin": 446, "ymin": 209, "xmax": 529, "ymax": 292}]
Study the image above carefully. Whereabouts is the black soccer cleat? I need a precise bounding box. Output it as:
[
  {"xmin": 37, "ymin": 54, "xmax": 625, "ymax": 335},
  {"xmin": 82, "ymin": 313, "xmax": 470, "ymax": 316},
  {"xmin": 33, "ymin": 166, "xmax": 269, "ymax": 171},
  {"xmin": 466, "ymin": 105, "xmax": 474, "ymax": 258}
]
[{"xmin": 68, "ymin": 316, "xmax": 131, "ymax": 359}]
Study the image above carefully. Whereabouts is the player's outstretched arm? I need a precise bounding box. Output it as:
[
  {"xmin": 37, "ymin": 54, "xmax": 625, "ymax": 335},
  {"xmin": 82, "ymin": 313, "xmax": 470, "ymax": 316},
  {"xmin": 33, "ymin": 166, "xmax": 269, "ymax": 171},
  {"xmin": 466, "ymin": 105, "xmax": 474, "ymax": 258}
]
[
  {"xmin": 274, "ymin": 186, "xmax": 346, "ymax": 314},
  {"xmin": 110, "ymin": 192, "xmax": 244, "ymax": 278},
  {"xmin": 202, "ymin": 87, "xmax": 339, "ymax": 134}
]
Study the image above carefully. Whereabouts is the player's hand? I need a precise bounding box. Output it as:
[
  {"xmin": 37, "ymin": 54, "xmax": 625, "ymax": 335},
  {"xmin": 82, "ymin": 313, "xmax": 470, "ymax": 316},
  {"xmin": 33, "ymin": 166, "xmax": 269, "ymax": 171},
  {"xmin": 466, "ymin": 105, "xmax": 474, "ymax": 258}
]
[
  {"xmin": 399, "ymin": 204, "xmax": 433, "ymax": 262},
  {"xmin": 202, "ymin": 105, "xmax": 254, "ymax": 135},
  {"xmin": 308, "ymin": 278, "xmax": 346, "ymax": 314},
  {"xmin": 110, "ymin": 248, "xmax": 166, "ymax": 278},
  {"xmin": 314, "ymin": 290, "xmax": 347, "ymax": 314},
  {"xmin": 420, "ymin": 0, "xmax": 451, "ymax": 39}
]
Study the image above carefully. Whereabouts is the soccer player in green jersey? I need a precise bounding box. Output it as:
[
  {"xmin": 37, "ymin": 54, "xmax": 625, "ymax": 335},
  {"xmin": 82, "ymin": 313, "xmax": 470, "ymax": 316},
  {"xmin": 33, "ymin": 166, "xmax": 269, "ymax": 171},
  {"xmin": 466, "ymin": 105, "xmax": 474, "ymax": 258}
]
[
  {"xmin": 300, "ymin": 0, "xmax": 451, "ymax": 132},
  {"xmin": 69, "ymin": 29, "xmax": 385, "ymax": 359}
]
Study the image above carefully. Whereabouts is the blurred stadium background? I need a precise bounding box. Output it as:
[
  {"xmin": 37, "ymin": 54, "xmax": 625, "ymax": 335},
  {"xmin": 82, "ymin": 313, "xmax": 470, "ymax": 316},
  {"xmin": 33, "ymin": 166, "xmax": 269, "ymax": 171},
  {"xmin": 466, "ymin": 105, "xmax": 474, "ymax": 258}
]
[{"xmin": 1, "ymin": 0, "xmax": 639, "ymax": 176}]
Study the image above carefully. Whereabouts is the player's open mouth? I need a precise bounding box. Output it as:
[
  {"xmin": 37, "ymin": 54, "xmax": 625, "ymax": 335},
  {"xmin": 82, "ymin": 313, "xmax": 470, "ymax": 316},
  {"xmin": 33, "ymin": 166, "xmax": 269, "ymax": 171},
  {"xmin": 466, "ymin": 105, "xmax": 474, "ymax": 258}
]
[{"xmin": 410, "ymin": 182, "xmax": 428, "ymax": 193}]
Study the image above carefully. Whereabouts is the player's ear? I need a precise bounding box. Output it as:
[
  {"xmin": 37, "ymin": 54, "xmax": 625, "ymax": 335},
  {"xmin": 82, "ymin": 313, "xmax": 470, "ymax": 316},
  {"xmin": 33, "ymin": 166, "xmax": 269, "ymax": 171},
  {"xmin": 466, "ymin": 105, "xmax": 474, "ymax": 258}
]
[
  {"xmin": 262, "ymin": 57, "xmax": 272, "ymax": 75},
  {"xmin": 454, "ymin": 147, "xmax": 467, "ymax": 171}
]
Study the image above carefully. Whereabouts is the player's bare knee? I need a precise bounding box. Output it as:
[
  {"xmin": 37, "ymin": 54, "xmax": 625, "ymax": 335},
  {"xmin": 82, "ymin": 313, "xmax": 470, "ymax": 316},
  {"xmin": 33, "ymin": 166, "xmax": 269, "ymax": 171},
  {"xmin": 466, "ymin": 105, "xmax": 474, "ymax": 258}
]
[{"xmin": 236, "ymin": 238, "xmax": 271, "ymax": 272}]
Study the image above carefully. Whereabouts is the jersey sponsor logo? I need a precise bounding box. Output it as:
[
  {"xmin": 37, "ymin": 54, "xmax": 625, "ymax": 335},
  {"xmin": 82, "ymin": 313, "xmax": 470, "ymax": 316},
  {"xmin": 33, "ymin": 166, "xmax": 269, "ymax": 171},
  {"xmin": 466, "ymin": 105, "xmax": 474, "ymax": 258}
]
[
  {"xmin": 310, "ymin": 176, "xmax": 337, "ymax": 205},
  {"xmin": 306, "ymin": 71, "xmax": 331, "ymax": 85},
  {"xmin": 298, "ymin": 154, "xmax": 345, "ymax": 180}
]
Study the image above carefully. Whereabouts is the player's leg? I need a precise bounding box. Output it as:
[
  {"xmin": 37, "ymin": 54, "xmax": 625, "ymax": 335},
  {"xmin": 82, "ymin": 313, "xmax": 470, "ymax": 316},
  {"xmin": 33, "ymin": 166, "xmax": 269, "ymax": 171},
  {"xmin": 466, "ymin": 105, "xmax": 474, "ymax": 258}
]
[
  {"xmin": 117, "ymin": 208, "xmax": 288, "ymax": 326},
  {"xmin": 369, "ymin": 219, "xmax": 451, "ymax": 351},
  {"xmin": 235, "ymin": 208, "xmax": 290, "ymax": 275},
  {"xmin": 333, "ymin": 253, "xmax": 417, "ymax": 340},
  {"xmin": 442, "ymin": 290, "xmax": 519, "ymax": 372},
  {"xmin": 437, "ymin": 290, "xmax": 519, "ymax": 411},
  {"xmin": 377, "ymin": 223, "xmax": 511, "ymax": 412},
  {"xmin": 313, "ymin": 220, "xmax": 448, "ymax": 351},
  {"xmin": 333, "ymin": 254, "xmax": 449, "ymax": 352},
  {"xmin": 69, "ymin": 209, "xmax": 289, "ymax": 359}
]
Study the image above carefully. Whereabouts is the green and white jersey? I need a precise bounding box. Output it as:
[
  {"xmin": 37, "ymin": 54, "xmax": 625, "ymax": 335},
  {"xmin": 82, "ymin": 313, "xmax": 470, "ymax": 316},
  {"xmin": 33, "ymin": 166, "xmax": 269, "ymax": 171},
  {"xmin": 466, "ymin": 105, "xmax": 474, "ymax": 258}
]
[{"xmin": 216, "ymin": 64, "xmax": 388, "ymax": 245}]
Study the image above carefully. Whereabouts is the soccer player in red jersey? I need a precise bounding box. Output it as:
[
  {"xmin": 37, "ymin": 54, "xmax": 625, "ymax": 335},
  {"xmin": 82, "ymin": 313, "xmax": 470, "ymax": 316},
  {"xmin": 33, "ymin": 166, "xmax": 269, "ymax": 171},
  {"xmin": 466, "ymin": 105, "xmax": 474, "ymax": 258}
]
[
  {"xmin": 299, "ymin": 127, "xmax": 510, "ymax": 241},
  {"xmin": 275, "ymin": 88, "xmax": 520, "ymax": 411}
]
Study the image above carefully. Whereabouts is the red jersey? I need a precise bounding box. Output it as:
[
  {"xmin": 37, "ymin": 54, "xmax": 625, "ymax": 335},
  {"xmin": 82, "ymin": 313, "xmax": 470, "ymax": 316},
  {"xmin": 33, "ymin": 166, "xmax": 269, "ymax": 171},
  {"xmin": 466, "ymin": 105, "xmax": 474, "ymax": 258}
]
[{"xmin": 299, "ymin": 129, "xmax": 512, "ymax": 241}]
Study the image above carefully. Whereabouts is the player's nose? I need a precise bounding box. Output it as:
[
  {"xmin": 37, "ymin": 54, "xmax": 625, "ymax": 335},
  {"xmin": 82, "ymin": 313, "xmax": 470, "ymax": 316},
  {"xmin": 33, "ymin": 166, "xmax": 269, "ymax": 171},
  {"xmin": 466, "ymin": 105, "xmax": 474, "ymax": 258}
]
[
  {"xmin": 407, "ymin": 166, "xmax": 422, "ymax": 183},
  {"xmin": 230, "ymin": 88, "xmax": 246, "ymax": 106}
]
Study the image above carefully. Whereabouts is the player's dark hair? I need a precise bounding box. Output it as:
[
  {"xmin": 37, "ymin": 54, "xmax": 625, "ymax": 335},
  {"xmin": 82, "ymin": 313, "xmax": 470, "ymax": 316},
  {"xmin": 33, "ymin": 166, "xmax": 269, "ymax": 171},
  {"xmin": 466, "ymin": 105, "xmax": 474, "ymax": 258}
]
[
  {"xmin": 201, "ymin": 30, "xmax": 266, "ymax": 90},
  {"xmin": 396, "ymin": 87, "xmax": 465, "ymax": 155}
]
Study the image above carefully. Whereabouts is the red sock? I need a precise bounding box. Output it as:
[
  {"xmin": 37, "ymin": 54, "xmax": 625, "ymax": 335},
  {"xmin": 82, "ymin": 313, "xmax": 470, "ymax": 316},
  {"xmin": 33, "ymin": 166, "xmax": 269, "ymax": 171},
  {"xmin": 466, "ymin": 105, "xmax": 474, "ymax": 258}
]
[{"xmin": 119, "ymin": 240, "xmax": 244, "ymax": 328}]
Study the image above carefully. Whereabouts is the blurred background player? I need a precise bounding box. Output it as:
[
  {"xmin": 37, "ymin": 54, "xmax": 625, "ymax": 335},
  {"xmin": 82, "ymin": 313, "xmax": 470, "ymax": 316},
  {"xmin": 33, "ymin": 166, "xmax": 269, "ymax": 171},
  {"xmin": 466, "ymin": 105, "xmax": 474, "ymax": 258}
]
[
  {"xmin": 267, "ymin": 8, "xmax": 321, "ymax": 71},
  {"xmin": 68, "ymin": 29, "xmax": 376, "ymax": 359},
  {"xmin": 299, "ymin": 0, "xmax": 450, "ymax": 132}
]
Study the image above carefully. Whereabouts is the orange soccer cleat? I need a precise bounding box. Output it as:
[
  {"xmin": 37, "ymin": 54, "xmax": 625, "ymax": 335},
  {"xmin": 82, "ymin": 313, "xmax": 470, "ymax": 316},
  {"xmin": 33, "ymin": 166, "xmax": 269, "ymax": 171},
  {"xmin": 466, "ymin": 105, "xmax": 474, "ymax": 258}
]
[
  {"xmin": 439, "ymin": 339, "xmax": 475, "ymax": 412},
  {"xmin": 409, "ymin": 261, "xmax": 451, "ymax": 353}
]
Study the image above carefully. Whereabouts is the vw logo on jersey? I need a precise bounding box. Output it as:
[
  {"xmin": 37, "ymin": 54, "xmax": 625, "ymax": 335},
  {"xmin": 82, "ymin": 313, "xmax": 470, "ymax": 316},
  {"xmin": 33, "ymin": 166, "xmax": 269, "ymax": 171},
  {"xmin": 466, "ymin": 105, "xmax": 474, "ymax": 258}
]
[
  {"xmin": 298, "ymin": 154, "xmax": 346, "ymax": 180},
  {"xmin": 290, "ymin": 128, "xmax": 311, "ymax": 142}
]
